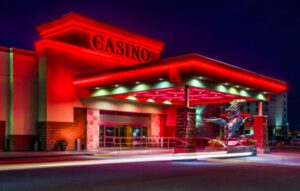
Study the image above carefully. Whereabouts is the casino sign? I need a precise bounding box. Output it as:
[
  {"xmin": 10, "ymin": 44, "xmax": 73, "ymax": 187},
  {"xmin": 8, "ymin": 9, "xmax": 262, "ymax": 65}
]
[{"xmin": 91, "ymin": 34, "xmax": 151, "ymax": 62}]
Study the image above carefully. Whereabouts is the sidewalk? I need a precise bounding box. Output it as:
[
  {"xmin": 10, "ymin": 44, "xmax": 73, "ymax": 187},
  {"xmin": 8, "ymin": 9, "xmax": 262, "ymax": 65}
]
[
  {"xmin": 0, "ymin": 148, "xmax": 174, "ymax": 159},
  {"xmin": 0, "ymin": 151, "xmax": 94, "ymax": 159}
]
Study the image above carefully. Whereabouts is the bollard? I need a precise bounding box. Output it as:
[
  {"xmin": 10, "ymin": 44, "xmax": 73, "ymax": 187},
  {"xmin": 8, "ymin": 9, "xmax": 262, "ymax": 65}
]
[
  {"xmin": 33, "ymin": 140, "xmax": 39, "ymax": 151},
  {"xmin": 75, "ymin": 139, "xmax": 81, "ymax": 151},
  {"xmin": 5, "ymin": 137, "xmax": 10, "ymax": 151}
]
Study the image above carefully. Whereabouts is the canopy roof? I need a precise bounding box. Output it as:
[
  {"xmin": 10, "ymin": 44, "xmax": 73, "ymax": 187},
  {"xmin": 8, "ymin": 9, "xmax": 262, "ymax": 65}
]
[
  {"xmin": 74, "ymin": 54, "xmax": 286, "ymax": 93},
  {"xmin": 74, "ymin": 54, "xmax": 286, "ymax": 105}
]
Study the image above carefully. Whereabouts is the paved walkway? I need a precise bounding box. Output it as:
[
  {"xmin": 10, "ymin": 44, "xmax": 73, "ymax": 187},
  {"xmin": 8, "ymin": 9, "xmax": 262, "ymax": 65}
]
[
  {"xmin": 0, "ymin": 148, "xmax": 173, "ymax": 159},
  {"xmin": 0, "ymin": 151, "xmax": 254, "ymax": 172}
]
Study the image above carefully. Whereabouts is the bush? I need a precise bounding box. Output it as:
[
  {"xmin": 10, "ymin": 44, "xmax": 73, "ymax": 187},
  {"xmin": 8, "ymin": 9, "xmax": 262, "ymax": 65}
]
[
  {"xmin": 208, "ymin": 139, "xmax": 226, "ymax": 147},
  {"xmin": 241, "ymin": 138, "xmax": 256, "ymax": 146},
  {"xmin": 57, "ymin": 139, "xmax": 68, "ymax": 151}
]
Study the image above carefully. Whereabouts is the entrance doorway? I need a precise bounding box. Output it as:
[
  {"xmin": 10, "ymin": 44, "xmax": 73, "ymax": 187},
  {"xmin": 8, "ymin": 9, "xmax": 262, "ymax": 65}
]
[
  {"xmin": 99, "ymin": 125, "xmax": 148, "ymax": 148},
  {"xmin": 115, "ymin": 125, "xmax": 131, "ymax": 147},
  {"xmin": 99, "ymin": 110, "xmax": 150, "ymax": 148}
]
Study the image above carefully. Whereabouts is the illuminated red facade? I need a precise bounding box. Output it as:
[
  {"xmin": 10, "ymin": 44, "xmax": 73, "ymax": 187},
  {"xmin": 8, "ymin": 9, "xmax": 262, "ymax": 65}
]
[{"xmin": 0, "ymin": 13, "xmax": 287, "ymax": 152}]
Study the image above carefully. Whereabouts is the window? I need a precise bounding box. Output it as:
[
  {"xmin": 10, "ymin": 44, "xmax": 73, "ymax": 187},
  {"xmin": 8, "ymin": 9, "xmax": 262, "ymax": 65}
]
[
  {"xmin": 105, "ymin": 127, "xmax": 115, "ymax": 136},
  {"xmin": 133, "ymin": 127, "xmax": 141, "ymax": 137}
]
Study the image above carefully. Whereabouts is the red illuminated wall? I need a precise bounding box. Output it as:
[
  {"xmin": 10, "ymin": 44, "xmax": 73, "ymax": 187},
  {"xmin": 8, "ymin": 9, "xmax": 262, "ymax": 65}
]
[
  {"xmin": 163, "ymin": 106, "xmax": 177, "ymax": 137},
  {"xmin": 37, "ymin": 48, "xmax": 80, "ymax": 122},
  {"xmin": 12, "ymin": 49, "xmax": 38, "ymax": 135},
  {"xmin": 0, "ymin": 49, "xmax": 8, "ymax": 123},
  {"xmin": 0, "ymin": 47, "xmax": 38, "ymax": 151}
]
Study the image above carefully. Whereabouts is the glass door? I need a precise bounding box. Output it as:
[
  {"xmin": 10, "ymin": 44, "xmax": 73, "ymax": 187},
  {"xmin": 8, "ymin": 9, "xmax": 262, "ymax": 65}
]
[
  {"xmin": 104, "ymin": 126, "xmax": 115, "ymax": 147},
  {"xmin": 132, "ymin": 127, "xmax": 148, "ymax": 147}
]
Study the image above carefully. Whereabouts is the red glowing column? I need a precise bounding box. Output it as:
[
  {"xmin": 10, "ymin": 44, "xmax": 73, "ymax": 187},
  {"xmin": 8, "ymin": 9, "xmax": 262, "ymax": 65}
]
[{"xmin": 253, "ymin": 115, "xmax": 270, "ymax": 154}]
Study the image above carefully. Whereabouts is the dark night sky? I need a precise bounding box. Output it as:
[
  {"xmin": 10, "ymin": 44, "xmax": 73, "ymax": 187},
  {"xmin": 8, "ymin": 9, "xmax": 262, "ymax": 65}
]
[{"xmin": 0, "ymin": 0, "xmax": 299, "ymax": 130}]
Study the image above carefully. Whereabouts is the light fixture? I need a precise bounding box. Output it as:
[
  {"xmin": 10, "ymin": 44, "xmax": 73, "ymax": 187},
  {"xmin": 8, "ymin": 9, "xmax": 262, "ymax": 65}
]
[
  {"xmin": 163, "ymin": 100, "xmax": 172, "ymax": 105},
  {"xmin": 246, "ymin": 88, "xmax": 250, "ymax": 90},
  {"xmin": 198, "ymin": 76, "xmax": 204, "ymax": 80},
  {"xmin": 114, "ymin": 84, "xmax": 119, "ymax": 87},
  {"xmin": 159, "ymin": 78, "xmax": 164, "ymax": 81},
  {"xmin": 224, "ymin": 82, "xmax": 229, "ymax": 86},
  {"xmin": 95, "ymin": 87, "xmax": 100, "ymax": 90},
  {"xmin": 235, "ymin": 85, "xmax": 240, "ymax": 88},
  {"xmin": 263, "ymin": 92, "xmax": 268, "ymax": 94},
  {"xmin": 127, "ymin": 95, "xmax": 137, "ymax": 100},
  {"xmin": 147, "ymin": 98, "xmax": 155, "ymax": 103},
  {"xmin": 135, "ymin": 81, "xmax": 140, "ymax": 84}
]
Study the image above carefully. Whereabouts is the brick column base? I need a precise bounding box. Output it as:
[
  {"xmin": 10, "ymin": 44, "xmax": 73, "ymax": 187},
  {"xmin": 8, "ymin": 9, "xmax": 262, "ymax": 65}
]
[
  {"xmin": 253, "ymin": 115, "xmax": 270, "ymax": 154},
  {"xmin": 36, "ymin": 108, "xmax": 86, "ymax": 151},
  {"xmin": 174, "ymin": 107, "xmax": 197, "ymax": 153},
  {"xmin": 0, "ymin": 121, "xmax": 5, "ymax": 151}
]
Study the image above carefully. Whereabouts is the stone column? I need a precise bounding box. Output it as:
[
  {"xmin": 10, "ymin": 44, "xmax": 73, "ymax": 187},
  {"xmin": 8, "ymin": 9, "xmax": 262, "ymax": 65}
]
[
  {"xmin": 86, "ymin": 109, "xmax": 99, "ymax": 150},
  {"xmin": 150, "ymin": 114, "xmax": 165, "ymax": 137},
  {"xmin": 253, "ymin": 115, "xmax": 269, "ymax": 154},
  {"xmin": 174, "ymin": 107, "xmax": 196, "ymax": 153}
]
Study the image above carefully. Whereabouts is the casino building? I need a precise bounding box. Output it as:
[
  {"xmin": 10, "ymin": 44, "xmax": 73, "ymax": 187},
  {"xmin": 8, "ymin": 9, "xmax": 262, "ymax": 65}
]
[{"xmin": 0, "ymin": 13, "xmax": 287, "ymax": 152}]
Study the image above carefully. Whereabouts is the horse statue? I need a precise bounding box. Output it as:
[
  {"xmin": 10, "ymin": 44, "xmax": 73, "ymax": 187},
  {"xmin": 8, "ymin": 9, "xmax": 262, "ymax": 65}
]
[{"xmin": 204, "ymin": 99, "xmax": 249, "ymax": 145}]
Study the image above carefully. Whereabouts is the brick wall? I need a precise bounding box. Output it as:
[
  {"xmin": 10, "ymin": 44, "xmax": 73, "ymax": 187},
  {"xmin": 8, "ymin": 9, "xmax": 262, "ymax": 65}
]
[
  {"xmin": 0, "ymin": 121, "xmax": 5, "ymax": 150},
  {"xmin": 8, "ymin": 135, "xmax": 35, "ymax": 151},
  {"xmin": 37, "ymin": 108, "xmax": 86, "ymax": 151},
  {"xmin": 253, "ymin": 115, "xmax": 269, "ymax": 154}
]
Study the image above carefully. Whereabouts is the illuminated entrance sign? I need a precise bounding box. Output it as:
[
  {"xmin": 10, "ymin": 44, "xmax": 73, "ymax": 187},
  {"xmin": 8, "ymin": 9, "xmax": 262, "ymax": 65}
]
[{"xmin": 91, "ymin": 34, "xmax": 151, "ymax": 62}]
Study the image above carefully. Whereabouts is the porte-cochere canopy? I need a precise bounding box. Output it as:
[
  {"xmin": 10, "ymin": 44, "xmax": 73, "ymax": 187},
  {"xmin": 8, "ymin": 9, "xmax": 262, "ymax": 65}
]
[{"xmin": 74, "ymin": 54, "xmax": 287, "ymax": 105}]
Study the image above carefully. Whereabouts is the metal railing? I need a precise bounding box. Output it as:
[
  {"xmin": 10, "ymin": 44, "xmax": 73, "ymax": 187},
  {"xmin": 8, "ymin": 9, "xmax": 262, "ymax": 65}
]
[{"xmin": 113, "ymin": 137, "xmax": 175, "ymax": 150}]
